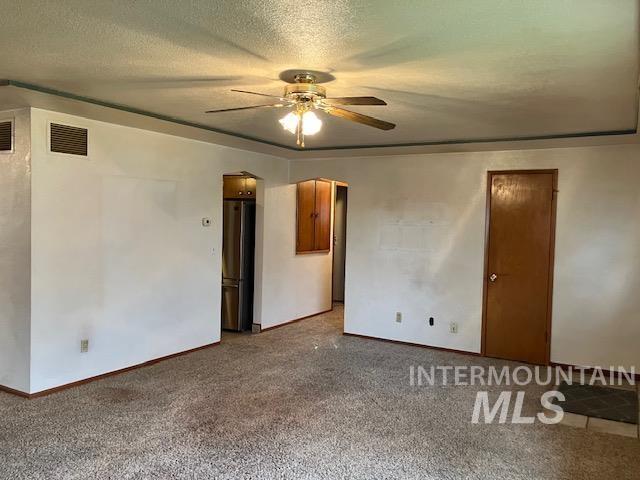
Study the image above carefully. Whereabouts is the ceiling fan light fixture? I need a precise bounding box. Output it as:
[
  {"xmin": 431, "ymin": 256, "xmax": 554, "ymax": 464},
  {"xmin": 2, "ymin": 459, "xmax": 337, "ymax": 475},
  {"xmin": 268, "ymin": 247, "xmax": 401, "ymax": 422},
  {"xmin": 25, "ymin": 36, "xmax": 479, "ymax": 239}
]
[
  {"xmin": 279, "ymin": 111, "xmax": 299, "ymax": 134},
  {"xmin": 279, "ymin": 110, "xmax": 323, "ymax": 136},
  {"xmin": 301, "ymin": 111, "xmax": 322, "ymax": 136}
]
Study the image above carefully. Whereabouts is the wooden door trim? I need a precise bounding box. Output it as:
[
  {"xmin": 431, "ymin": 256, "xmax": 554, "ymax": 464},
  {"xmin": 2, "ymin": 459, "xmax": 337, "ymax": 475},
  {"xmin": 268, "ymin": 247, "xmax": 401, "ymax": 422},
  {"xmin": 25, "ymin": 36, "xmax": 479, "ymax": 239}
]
[{"xmin": 480, "ymin": 169, "xmax": 558, "ymax": 365}]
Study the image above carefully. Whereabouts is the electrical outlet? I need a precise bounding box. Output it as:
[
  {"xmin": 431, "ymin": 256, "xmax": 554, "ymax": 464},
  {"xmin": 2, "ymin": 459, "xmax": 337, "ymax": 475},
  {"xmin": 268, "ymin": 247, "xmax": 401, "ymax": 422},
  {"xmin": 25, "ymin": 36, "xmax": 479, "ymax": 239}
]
[
  {"xmin": 449, "ymin": 322, "xmax": 458, "ymax": 334},
  {"xmin": 395, "ymin": 312, "xmax": 402, "ymax": 323},
  {"xmin": 202, "ymin": 217, "xmax": 212, "ymax": 227},
  {"xmin": 80, "ymin": 339, "xmax": 89, "ymax": 353}
]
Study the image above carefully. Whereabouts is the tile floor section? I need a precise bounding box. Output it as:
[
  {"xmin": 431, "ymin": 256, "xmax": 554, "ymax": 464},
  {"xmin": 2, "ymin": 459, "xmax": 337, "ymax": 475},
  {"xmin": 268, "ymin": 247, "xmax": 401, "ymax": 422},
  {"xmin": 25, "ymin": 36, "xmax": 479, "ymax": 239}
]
[
  {"xmin": 557, "ymin": 374, "xmax": 639, "ymax": 439},
  {"xmin": 555, "ymin": 381, "xmax": 638, "ymax": 423}
]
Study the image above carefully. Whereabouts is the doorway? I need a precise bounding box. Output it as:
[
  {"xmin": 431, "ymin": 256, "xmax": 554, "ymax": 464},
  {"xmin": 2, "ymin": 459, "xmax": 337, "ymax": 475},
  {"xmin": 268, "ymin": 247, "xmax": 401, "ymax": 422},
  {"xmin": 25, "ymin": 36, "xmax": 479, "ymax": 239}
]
[
  {"xmin": 482, "ymin": 170, "xmax": 557, "ymax": 365},
  {"xmin": 332, "ymin": 183, "xmax": 348, "ymax": 303}
]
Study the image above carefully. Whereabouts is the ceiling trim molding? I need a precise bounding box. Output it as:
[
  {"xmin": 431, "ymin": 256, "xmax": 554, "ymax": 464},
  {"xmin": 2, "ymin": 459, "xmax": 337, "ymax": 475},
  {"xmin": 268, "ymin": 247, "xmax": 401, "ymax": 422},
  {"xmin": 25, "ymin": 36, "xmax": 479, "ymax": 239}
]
[
  {"xmin": 3, "ymin": 79, "xmax": 298, "ymax": 151},
  {"xmin": 301, "ymin": 128, "xmax": 638, "ymax": 151},
  {"xmin": 2, "ymin": 79, "xmax": 637, "ymax": 154}
]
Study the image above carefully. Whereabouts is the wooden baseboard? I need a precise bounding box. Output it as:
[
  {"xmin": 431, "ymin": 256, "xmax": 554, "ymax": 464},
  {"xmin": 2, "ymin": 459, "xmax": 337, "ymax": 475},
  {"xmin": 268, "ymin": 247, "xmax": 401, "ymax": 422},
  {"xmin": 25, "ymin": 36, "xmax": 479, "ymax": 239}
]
[
  {"xmin": 550, "ymin": 362, "xmax": 640, "ymax": 381},
  {"xmin": 343, "ymin": 332, "xmax": 480, "ymax": 357},
  {"xmin": 0, "ymin": 341, "xmax": 220, "ymax": 400},
  {"xmin": 0, "ymin": 384, "xmax": 30, "ymax": 398},
  {"xmin": 261, "ymin": 308, "xmax": 333, "ymax": 332}
]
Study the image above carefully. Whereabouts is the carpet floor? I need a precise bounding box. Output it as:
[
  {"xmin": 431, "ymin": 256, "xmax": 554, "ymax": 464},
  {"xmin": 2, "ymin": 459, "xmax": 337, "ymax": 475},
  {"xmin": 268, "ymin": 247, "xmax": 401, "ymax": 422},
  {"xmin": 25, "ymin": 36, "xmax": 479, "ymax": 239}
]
[{"xmin": 1, "ymin": 306, "xmax": 639, "ymax": 480}]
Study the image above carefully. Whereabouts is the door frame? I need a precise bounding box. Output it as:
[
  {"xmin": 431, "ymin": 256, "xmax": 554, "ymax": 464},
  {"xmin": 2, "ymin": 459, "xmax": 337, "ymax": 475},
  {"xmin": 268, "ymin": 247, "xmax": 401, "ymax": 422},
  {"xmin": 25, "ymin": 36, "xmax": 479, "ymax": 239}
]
[
  {"xmin": 331, "ymin": 181, "xmax": 348, "ymax": 304},
  {"xmin": 480, "ymin": 169, "xmax": 558, "ymax": 365}
]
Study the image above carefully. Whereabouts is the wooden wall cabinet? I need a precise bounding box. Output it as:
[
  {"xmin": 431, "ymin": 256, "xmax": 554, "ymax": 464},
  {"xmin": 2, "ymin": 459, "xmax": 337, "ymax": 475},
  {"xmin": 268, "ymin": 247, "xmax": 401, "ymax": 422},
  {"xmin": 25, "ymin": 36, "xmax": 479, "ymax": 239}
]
[
  {"xmin": 223, "ymin": 176, "xmax": 256, "ymax": 199},
  {"xmin": 296, "ymin": 179, "xmax": 331, "ymax": 254}
]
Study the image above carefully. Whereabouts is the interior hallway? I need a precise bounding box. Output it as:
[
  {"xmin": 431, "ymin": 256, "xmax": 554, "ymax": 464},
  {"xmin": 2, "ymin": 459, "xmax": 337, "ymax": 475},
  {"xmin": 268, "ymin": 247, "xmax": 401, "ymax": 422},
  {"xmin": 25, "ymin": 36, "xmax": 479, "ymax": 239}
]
[{"xmin": 1, "ymin": 306, "xmax": 638, "ymax": 480}]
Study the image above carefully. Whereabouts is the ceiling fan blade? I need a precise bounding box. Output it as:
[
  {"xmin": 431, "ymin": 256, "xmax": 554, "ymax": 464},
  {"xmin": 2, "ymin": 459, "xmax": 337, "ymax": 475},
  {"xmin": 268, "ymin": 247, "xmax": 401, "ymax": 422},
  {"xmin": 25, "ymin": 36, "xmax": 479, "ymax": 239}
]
[
  {"xmin": 206, "ymin": 103, "xmax": 285, "ymax": 113},
  {"xmin": 322, "ymin": 106, "xmax": 395, "ymax": 130},
  {"xmin": 231, "ymin": 89, "xmax": 285, "ymax": 100},
  {"xmin": 322, "ymin": 96, "xmax": 387, "ymax": 106}
]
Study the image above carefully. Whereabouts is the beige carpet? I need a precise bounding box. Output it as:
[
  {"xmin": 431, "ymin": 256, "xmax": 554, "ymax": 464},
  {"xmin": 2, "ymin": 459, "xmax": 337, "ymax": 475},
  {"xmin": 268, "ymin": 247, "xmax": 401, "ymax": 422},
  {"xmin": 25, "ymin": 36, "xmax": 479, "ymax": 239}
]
[{"xmin": 1, "ymin": 306, "xmax": 639, "ymax": 479}]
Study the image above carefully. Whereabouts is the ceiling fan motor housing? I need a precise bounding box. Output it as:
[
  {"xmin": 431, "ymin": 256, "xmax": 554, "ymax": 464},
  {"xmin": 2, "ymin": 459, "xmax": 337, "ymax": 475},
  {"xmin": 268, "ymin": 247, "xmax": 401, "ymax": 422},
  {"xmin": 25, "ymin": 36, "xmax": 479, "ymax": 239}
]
[{"xmin": 284, "ymin": 74, "xmax": 326, "ymax": 102}]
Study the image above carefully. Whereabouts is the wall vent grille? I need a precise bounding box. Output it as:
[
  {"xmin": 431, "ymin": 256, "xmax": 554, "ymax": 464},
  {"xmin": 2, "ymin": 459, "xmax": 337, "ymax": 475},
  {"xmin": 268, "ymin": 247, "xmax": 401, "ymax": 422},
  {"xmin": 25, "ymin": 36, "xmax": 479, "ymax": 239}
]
[
  {"xmin": 50, "ymin": 123, "xmax": 88, "ymax": 156},
  {"xmin": 0, "ymin": 121, "xmax": 12, "ymax": 151}
]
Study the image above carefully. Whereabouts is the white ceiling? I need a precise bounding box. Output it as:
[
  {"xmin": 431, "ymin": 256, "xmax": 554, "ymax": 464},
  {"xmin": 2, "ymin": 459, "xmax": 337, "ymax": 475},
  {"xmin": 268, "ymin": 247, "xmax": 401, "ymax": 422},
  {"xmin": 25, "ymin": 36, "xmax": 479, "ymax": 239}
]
[{"xmin": 1, "ymin": 0, "xmax": 638, "ymax": 151}]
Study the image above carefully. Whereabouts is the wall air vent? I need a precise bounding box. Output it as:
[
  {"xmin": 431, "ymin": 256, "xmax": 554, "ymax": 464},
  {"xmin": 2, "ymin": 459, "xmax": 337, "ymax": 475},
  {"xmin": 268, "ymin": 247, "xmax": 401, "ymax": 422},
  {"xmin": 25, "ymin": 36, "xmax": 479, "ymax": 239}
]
[
  {"xmin": 50, "ymin": 123, "xmax": 88, "ymax": 156},
  {"xmin": 0, "ymin": 121, "xmax": 12, "ymax": 151}
]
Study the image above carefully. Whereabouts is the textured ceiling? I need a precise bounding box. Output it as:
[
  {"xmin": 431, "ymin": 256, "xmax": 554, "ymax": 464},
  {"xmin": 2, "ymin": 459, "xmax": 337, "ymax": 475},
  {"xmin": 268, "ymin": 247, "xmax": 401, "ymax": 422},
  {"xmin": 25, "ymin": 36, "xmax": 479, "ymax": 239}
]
[{"xmin": 0, "ymin": 0, "xmax": 638, "ymax": 150}]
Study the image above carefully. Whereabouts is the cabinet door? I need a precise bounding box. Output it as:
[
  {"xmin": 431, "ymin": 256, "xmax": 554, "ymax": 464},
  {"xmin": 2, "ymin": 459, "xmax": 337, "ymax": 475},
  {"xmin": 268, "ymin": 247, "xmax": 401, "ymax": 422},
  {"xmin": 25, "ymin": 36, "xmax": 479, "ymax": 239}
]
[
  {"xmin": 296, "ymin": 180, "xmax": 316, "ymax": 253},
  {"xmin": 244, "ymin": 177, "xmax": 257, "ymax": 198},
  {"xmin": 314, "ymin": 180, "xmax": 332, "ymax": 251},
  {"xmin": 223, "ymin": 176, "xmax": 246, "ymax": 199}
]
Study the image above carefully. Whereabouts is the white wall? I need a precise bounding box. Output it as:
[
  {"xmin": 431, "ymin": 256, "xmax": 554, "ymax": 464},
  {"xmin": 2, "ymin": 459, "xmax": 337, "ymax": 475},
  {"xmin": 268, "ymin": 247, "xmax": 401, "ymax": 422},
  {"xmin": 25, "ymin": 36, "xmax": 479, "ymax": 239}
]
[
  {"xmin": 291, "ymin": 144, "xmax": 640, "ymax": 370},
  {"xmin": 257, "ymin": 181, "xmax": 333, "ymax": 329},
  {"xmin": 28, "ymin": 108, "xmax": 331, "ymax": 393},
  {"xmin": 0, "ymin": 109, "xmax": 31, "ymax": 392}
]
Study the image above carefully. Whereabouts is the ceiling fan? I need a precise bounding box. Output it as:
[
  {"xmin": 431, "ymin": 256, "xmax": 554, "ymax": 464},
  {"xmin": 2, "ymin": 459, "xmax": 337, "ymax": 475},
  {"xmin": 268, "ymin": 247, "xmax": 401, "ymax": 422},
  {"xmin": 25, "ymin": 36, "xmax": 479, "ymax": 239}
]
[{"xmin": 205, "ymin": 73, "xmax": 395, "ymax": 148}]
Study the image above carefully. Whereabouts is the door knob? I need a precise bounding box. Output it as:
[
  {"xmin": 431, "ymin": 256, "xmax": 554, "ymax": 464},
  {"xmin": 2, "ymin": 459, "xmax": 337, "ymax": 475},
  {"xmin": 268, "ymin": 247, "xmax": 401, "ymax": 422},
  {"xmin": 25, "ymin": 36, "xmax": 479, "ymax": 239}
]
[{"xmin": 489, "ymin": 273, "xmax": 498, "ymax": 282}]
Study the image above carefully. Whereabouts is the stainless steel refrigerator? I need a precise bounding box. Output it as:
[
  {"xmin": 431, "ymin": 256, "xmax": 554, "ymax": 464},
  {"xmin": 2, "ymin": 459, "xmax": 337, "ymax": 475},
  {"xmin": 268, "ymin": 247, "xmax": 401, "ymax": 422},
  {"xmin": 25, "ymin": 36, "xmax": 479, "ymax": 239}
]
[{"xmin": 221, "ymin": 200, "xmax": 256, "ymax": 331}]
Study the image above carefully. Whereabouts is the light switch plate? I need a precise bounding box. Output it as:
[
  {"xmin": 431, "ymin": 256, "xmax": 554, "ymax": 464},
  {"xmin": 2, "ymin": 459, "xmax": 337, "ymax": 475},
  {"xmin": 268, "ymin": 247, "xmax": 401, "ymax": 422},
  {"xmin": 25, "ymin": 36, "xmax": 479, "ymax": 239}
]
[{"xmin": 80, "ymin": 339, "xmax": 89, "ymax": 353}]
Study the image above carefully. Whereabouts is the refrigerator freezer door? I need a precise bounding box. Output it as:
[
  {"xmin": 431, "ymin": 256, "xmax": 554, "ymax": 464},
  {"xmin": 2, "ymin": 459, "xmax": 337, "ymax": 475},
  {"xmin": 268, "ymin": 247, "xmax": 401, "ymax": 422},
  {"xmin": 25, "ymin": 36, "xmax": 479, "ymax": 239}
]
[{"xmin": 222, "ymin": 283, "xmax": 240, "ymax": 330}]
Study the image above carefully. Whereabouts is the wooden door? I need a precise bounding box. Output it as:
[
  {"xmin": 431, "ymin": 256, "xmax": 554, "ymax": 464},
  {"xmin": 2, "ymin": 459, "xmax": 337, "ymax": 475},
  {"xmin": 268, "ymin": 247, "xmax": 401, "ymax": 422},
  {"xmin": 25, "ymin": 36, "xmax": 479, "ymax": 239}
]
[
  {"xmin": 296, "ymin": 180, "xmax": 316, "ymax": 252},
  {"xmin": 483, "ymin": 170, "xmax": 557, "ymax": 365},
  {"xmin": 314, "ymin": 180, "xmax": 332, "ymax": 251}
]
